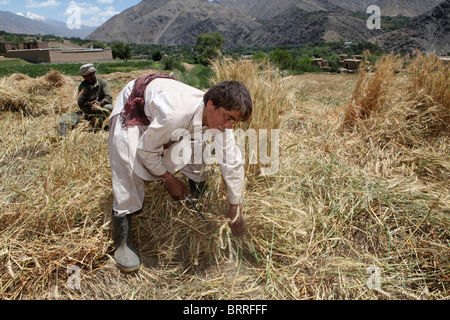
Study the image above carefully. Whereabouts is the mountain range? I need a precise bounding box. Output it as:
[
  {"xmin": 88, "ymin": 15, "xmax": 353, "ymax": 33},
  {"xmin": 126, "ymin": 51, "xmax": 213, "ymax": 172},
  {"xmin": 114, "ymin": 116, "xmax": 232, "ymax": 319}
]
[
  {"xmin": 86, "ymin": 0, "xmax": 379, "ymax": 46},
  {"xmin": 0, "ymin": 10, "xmax": 95, "ymax": 39},
  {"xmin": 85, "ymin": 0, "xmax": 448, "ymax": 53},
  {"xmin": 0, "ymin": 0, "xmax": 448, "ymax": 55}
]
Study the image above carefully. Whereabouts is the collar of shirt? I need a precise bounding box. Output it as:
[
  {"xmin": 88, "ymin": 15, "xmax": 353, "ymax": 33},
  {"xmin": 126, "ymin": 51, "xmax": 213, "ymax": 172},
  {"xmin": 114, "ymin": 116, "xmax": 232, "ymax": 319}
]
[{"xmin": 188, "ymin": 102, "xmax": 208, "ymax": 135}]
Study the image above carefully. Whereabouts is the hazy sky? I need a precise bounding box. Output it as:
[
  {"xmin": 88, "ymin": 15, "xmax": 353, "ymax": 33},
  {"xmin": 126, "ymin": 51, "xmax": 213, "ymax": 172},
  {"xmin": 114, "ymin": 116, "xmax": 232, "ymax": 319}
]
[{"xmin": 0, "ymin": 0, "xmax": 142, "ymax": 26}]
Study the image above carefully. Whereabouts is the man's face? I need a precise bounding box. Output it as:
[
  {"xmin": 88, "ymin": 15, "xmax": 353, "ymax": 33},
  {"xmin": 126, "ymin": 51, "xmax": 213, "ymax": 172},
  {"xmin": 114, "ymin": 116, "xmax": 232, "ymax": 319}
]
[
  {"xmin": 203, "ymin": 100, "xmax": 242, "ymax": 131},
  {"xmin": 82, "ymin": 72, "xmax": 96, "ymax": 85}
]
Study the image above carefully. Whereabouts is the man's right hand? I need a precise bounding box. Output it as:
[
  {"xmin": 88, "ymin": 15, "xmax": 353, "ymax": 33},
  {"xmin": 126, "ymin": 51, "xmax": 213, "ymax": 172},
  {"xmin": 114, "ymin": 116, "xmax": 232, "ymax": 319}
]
[{"xmin": 163, "ymin": 175, "xmax": 190, "ymax": 200}]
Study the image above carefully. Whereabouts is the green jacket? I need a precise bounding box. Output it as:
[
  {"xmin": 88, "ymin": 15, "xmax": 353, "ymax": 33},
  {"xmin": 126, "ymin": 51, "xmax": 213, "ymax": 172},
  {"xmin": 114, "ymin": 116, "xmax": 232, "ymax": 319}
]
[{"xmin": 77, "ymin": 77, "xmax": 113, "ymax": 114}]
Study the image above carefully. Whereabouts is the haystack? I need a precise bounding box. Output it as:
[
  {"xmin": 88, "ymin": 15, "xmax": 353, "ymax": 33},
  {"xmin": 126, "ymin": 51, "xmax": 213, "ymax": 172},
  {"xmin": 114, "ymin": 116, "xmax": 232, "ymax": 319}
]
[{"xmin": 0, "ymin": 70, "xmax": 75, "ymax": 116}]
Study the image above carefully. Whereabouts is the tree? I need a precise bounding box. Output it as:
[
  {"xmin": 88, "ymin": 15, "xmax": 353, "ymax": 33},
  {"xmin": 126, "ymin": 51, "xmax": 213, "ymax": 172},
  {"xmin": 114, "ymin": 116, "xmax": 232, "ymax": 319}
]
[
  {"xmin": 151, "ymin": 51, "xmax": 163, "ymax": 61},
  {"xmin": 92, "ymin": 41, "xmax": 106, "ymax": 49},
  {"xmin": 111, "ymin": 42, "xmax": 131, "ymax": 60},
  {"xmin": 270, "ymin": 48, "xmax": 294, "ymax": 70},
  {"xmin": 195, "ymin": 32, "xmax": 225, "ymax": 65}
]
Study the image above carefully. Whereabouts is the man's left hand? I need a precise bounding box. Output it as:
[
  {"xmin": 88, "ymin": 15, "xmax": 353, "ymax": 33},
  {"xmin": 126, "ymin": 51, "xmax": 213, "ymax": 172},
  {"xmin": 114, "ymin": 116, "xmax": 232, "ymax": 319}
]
[{"xmin": 91, "ymin": 101, "xmax": 102, "ymax": 112}]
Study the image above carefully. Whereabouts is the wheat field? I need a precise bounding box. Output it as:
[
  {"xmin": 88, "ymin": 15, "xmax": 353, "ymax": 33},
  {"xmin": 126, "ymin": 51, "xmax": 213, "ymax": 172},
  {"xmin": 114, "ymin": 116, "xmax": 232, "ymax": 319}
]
[{"xmin": 0, "ymin": 53, "xmax": 448, "ymax": 300}]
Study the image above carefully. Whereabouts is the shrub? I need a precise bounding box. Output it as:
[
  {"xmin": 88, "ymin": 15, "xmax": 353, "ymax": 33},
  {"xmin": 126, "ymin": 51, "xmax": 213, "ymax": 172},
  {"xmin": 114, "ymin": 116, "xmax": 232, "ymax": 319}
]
[
  {"xmin": 269, "ymin": 48, "xmax": 295, "ymax": 70},
  {"xmin": 161, "ymin": 56, "xmax": 186, "ymax": 72}
]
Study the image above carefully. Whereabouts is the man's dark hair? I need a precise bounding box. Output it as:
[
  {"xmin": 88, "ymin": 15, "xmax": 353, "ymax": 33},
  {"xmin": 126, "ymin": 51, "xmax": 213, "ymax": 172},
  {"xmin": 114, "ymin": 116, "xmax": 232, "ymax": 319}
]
[{"xmin": 204, "ymin": 81, "xmax": 252, "ymax": 121}]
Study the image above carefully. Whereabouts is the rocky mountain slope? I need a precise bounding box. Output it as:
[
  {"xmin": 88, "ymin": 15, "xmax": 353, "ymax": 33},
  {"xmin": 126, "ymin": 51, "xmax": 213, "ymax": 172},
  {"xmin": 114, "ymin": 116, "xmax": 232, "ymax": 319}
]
[
  {"xmin": 214, "ymin": 0, "xmax": 445, "ymax": 18},
  {"xmin": 87, "ymin": 0, "xmax": 259, "ymax": 47},
  {"xmin": 326, "ymin": 0, "xmax": 445, "ymax": 17},
  {"xmin": 245, "ymin": 6, "xmax": 382, "ymax": 47},
  {"xmin": 370, "ymin": 0, "xmax": 450, "ymax": 55},
  {"xmin": 86, "ymin": 0, "xmax": 377, "ymax": 47},
  {"xmin": 214, "ymin": 0, "xmax": 340, "ymax": 19},
  {"xmin": 86, "ymin": 0, "xmax": 448, "ymax": 50}
]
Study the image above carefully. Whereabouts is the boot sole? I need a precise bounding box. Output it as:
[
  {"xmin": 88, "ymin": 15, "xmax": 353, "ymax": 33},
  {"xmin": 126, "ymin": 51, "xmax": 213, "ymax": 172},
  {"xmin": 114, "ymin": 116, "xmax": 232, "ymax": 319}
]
[{"xmin": 116, "ymin": 262, "xmax": 141, "ymax": 273}]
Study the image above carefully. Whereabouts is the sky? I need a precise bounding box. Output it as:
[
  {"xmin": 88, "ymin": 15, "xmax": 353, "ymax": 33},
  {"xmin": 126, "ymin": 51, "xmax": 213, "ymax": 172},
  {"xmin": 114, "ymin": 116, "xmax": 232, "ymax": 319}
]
[{"xmin": 0, "ymin": 0, "xmax": 143, "ymax": 27}]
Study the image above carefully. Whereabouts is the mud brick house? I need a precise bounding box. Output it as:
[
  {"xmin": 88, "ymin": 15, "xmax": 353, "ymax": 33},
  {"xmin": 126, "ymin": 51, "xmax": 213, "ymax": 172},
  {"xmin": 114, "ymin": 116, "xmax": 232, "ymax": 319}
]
[
  {"xmin": 312, "ymin": 58, "xmax": 331, "ymax": 72},
  {"xmin": 1, "ymin": 42, "xmax": 112, "ymax": 64},
  {"xmin": 342, "ymin": 58, "xmax": 362, "ymax": 71},
  {"xmin": 438, "ymin": 56, "xmax": 450, "ymax": 65},
  {"xmin": 2, "ymin": 42, "xmax": 49, "ymax": 51}
]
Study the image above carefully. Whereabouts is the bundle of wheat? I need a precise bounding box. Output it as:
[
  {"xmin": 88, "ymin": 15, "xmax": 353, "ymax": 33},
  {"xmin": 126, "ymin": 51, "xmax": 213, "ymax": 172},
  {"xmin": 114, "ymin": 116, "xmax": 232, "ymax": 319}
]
[
  {"xmin": 0, "ymin": 70, "xmax": 75, "ymax": 116},
  {"xmin": 210, "ymin": 57, "xmax": 288, "ymax": 177},
  {"xmin": 343, "ymin": 52, "xmax": 449, "ymax": 144}
]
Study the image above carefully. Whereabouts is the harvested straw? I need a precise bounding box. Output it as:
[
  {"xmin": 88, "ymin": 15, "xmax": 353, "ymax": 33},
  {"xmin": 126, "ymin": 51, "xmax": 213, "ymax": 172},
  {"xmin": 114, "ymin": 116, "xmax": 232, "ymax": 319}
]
[
  {"xmin": 0, "ymin": 119, "xmax": 111, "ymax": 299},
  {"xmin": 0, "ymin": 82, "xmax": 31, "ymax": 114},
  {"xmin": 342, "ymin": 53, "xmax": 403, "ymax": 127},
  {"xmin": 340, "ymin": 52, "xmax": 450, "ymax": 182},
  {"xmin": 0, "ymin": 70, "xmax": 74, "ymax": 116},
  {"xmin": 343, "ymin": 52, "xmax": 449, "ymax": 143},
  {"xmin": 402, "ymin": 51, "xmax": 449, "ymax": 137}
]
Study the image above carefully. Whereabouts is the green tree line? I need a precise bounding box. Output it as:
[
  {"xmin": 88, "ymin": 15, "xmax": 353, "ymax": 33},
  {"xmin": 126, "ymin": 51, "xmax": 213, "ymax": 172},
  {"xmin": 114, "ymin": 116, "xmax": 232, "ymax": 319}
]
[{"xmin": 1, "ymin": 30, "xmax": 384, "ymax": 75}]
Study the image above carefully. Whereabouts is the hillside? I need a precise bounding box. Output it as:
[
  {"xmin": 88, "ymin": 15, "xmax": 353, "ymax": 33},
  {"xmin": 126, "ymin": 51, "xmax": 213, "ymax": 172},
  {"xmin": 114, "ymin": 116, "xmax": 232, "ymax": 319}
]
[
  {"xmin": 326, "ymin": 0, "xmax": 445, "ymax": 17},
  {"xmin": 245, "ymin": 6, "xmax": 382, "ymax": 47},
  {"xmin": 86, "ymin": 0, "xmax": 381, "ymax": 47},
  {"xmin": 214, "ymin": 0, "xmax": 446, "ymax": 18},
  {"xmin": 87, "ymin": 0, "xmax": 448, "ymax": 49},
  {"xmin": 1, "ymin": 0, "xmax": 447, "ymax": 49},
  {"xmin": 214, "ymin": 0, "xmax": 340, "ymax": 19},
  {"xmin": 370, "ymin": 0, "xmax": 450, "ymax": 55},
  {"xmin": 86, "ymin": 0, "xmax": 259, "ymax": 47}
]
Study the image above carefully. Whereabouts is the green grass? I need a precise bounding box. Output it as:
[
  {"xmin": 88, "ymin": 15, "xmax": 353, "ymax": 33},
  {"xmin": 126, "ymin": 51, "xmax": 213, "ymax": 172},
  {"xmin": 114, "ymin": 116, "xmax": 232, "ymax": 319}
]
[
  {"xmin": 0, "ymin": 59, "xmax": 158, "ymax": 78},
  {"xmin": 0, "ymin": 59, "xmax": 216, "ymax": 91},
  {"xmin": 0, "ymin": 57, "xmax": 219, "ymax": 95},
  {"xmin": 179, "ymin": 64, "xmax": 214, "ymax": 89}
]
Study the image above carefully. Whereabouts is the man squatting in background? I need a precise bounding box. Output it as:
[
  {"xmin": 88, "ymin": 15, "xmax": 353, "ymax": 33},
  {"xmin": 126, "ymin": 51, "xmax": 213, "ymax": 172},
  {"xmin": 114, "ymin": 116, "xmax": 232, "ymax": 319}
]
[
  {"xmin": 77, "ymin": 64, "xmax": 113, "ymax": 128},
  {"xmin": 57, "ymin": 64, "xmax": 113, "ymax": 135},
  {"xmin": 108, "ymin": 74, "xmax": 253, "ymax": 272}
]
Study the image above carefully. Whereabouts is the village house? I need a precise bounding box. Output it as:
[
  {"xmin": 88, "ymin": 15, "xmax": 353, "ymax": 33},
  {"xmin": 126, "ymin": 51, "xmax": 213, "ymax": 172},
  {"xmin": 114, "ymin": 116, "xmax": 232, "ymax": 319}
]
[
  {"xmin": 338, "ymin": 54, "xmax": 362, "ymax": 73},
  {"xmin": 438, "ymin": 56, "xmax": 450, "ymax": 65},
  {"xmin": 342, "ymin": 58, "xmax": 362, "ymax": 72},
  {"xmin": 312, "ymin": 57, "xmax": 331, "ymax": 72},
  {"xmin": 312, "ymin": 54, "xmax": 362, "ymax": 73},
  {"xmin": 1, "ymin": 41, "xmax": 113, "ymax": 64}
]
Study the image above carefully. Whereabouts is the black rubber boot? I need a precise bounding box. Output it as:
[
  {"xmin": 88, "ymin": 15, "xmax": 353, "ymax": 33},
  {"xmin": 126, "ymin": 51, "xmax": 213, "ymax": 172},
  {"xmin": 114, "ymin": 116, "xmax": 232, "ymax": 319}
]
[
  {"xmin": 188, "ymin": 179, "xmax": 207, "ymax": 199},
  {"xmin": 111, "ymin": 211, "xmax": 141, "ymax": 272}
]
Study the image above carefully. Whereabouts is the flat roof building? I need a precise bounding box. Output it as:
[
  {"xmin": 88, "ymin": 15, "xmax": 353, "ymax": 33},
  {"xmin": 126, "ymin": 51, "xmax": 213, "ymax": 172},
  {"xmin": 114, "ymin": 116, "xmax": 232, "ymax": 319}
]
[
  {"xmin": 1, "ymin": 42, "xmax": 113, "ymax": 64},
  {"xmin": 342, "ymin": 59, "xmax": 362, "ymax": 71}
]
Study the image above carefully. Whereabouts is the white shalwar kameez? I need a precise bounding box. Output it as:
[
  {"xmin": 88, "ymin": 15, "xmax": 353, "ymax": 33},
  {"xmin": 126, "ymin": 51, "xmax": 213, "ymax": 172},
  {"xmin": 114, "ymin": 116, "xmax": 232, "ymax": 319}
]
[{"xmin": 108, "ymin": 78, "xmax": 244, "ymax": 217}]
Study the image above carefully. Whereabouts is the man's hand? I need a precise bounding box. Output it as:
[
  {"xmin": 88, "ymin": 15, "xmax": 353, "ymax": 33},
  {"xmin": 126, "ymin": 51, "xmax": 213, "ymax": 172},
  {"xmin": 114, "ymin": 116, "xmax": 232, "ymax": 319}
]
[
  {"xmin": 84, "ymin": 100, "xmax": 103, "ymax": 112},
  {"xmin": 163, "ymin": 174, "xmax": 190, "ymax": 200},
  {"xmin": 225, "ymin": 204, "xmax": 245, "ymax": 237},
  {"xmin": 85, "ymin": 101, "xmax": 94, "ymax": 110},
  {"xmin": 91, "ymin": 101, "xmax": 102, "ymax": 112}
]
